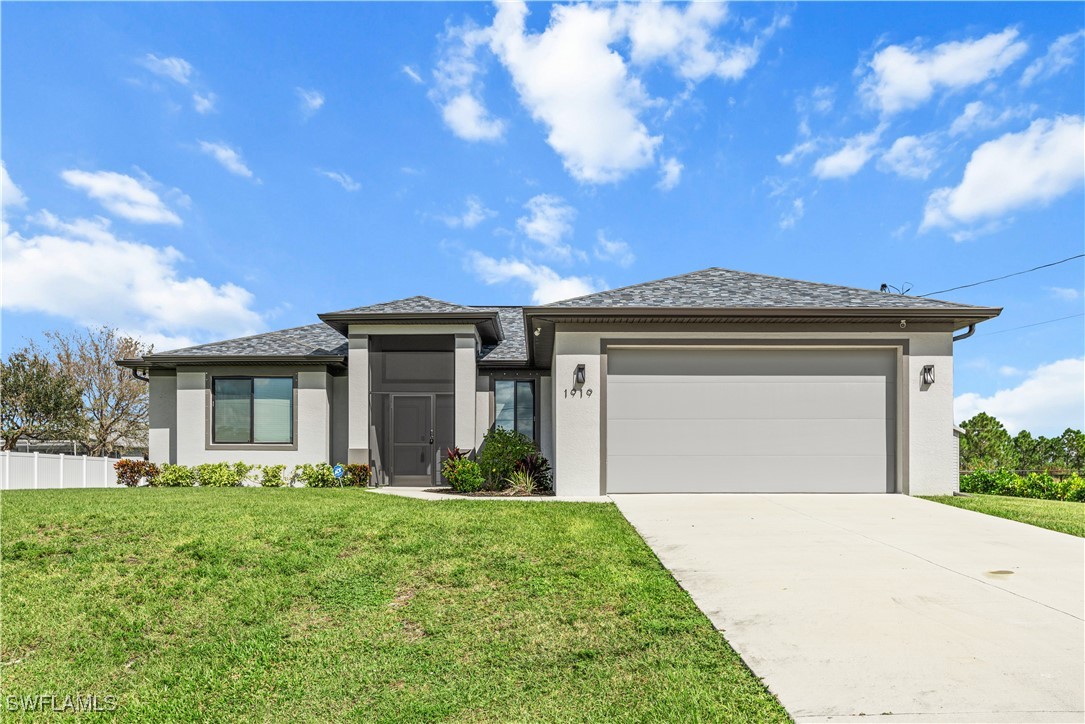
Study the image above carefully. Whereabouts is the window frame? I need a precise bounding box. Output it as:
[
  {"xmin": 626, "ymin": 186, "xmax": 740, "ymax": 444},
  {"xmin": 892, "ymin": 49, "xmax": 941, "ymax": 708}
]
[
  {"xmin": 210, "ymin": 375, "xmax": 296, "ymax": 446},
  {"xmin": 493, "ymin": 378, "xmax": 537, "ymax": 442}
]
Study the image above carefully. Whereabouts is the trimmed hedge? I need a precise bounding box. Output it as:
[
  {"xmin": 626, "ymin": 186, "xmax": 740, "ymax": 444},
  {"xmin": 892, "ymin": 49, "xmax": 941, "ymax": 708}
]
[
  {"xmin": 114, "ymin": 460, "xmax": 372, "ymax": 489},
  {"xmin": 960, "ymin": 469, "xmax": 1085, "ymax": 502}
]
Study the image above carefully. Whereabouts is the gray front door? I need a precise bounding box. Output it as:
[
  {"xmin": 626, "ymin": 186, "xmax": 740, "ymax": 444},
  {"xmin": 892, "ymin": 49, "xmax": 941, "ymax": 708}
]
[{"xmin": 392, "ymin": 395, "xmax": 434, "ymax": 486}]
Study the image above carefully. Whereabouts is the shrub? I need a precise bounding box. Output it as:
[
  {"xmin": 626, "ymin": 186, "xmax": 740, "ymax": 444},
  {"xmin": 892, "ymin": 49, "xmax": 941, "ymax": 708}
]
[
  {"xmin": 194, "ymin": 462, "xmax": 253, "ymax": 487},
  {"xmin": 477, "ymin": 428, "xmax": 537, "ymax": 490},
  {"xmin": 514, "ymin": 452, "xmax": 552, "ymax": 491},
  {"xmin": 293, "ymin": 463, "xmax": 338, "ymax": 488},
  {"xmin": 114, "ymin": 459, "xmax": 158, "ymax": 487},
  {"xmin": 960, "ymin": 469, "xmax": 1085, "ymax": 502},
  {"xmin": 441, "ymin": 456, "xmax": 485, "ymax": 493},
  {"xmin": 260, "ymin": 464, "xmax": 287, "ymax": 488},
  {"xmin": 156, "ymin": 464, "xmax": 196, "ymax": 487},
  {"xmin": 505, "ymin": 469, "xmax": 537, "ymax": 496},
  {"xmin": 340, "ymin": 463, "xmax": 371, "ymax": 487}
]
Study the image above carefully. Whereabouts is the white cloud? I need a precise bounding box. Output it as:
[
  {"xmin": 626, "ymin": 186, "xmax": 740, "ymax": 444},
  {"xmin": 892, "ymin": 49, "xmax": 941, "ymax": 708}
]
[
  {"xmin": 193, "ymin": 92, "xmax": 217, "ymax": 114},
  {"xmin": 656, "ymin": 157, "xmax": 683, "ymax": 191},
  {"xmin": 955, "ymin": 358, "xmax": 1085, "ymax": 436},
  {"xmin": 860, "ymin": 28, "xmax": 1028, "ymax": 115},
  {"xmin": 878, "ymin": 134, "xmax": 939, "ymax": 180},
  {"xmin": 489, "ymin": 2, "xmax": 659, "ymax": 183},
  {"xmin": 1021, "ymin": 30, "xmax": 1085, "ymax": 87},
  {"xmin": 297, "ymin": 87, "xmax": 325, "ymax": 117},
  {"xmin": 197, "ymin": 140, "xmax": 257, "ymax": 180},
  {"xmin": 2, "ymin": 162, "xmax": 27, "ymax": 209},
  {"xmin": 779, "ymin": 198, "xmax": 804, "ymax": 229},
  {"xmin": 777, "ymin": 138, "xmax": 819, "ymax": 166},
  {"xmin": 517, "ymin": 194, "xmax": 577, "ymax": 259},
  {"xmin": 466, "ymin": 251, "xmax": 602, "ymax": 304},
  {"xmin": 61, "ymin": 169, "xmax": 182, "ymax": 225},
  {"xmin": 140, "ymin": 53, "xmax": 193, "ymax": 85},
  {"xmin": 402, "ymin": 65, "xmax": 423, "ymax": 84},
  {"xmin": 441, "ymin": 94, "xmax": 506, "ymax": 141},
  {"xmin": 3, "ymin": 212, "xmax": 264, "ymax": 347},
  {"xmin": 812, "ymin": 126, "xmax": 883, "ymax": 179},
  {"xmin": 316, "ymin": 169, "xmax": 360, "ymax": 192},
  {"xmin": 948, "ymin": 100, "xmax": 1034, "ymax": 136},
  {"xmin": 1047, "ymin": 286, "xmax": 1081, "ymax": 301},
  {"xmin": 593, "ymin": 230, "xmax": 634, "ymax": 267},
  {"xmin": 431, "ymin": 21, "xmax": 507, "ymax": 142},
  {"xmin": 622, "ymin": 2, "xmax": 784, "ymax": 82},
  {"xmin": 922, "ymin": 115, "xmax": 1084, "ymax": 231},
  {"xmin": 440, "ymin": 195, "xmax": 496, "ymax": 228},
  {"xmin": 810, "ymin": 85, "xmax": 835, "ymax": 113}
]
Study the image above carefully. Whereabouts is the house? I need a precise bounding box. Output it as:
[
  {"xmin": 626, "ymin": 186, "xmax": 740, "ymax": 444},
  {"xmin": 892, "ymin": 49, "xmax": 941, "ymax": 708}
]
[{"xmin": 117, "ymin": 268, "xmax": 1000, "ymax": 496}]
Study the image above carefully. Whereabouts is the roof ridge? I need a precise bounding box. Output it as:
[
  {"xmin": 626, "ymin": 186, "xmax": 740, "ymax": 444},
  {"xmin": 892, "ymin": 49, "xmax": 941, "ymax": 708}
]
[
  {"xmin": 542, "ymin": 267, "xmax": 717, "ymax": 306},
  {"xmin": 706, "ymin": 267, "xmax": 974, "ymax": 308}
]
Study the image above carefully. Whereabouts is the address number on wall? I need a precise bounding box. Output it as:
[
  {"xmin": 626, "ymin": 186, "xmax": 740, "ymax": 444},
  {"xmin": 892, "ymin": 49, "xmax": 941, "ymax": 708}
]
[{"xmin": 563, "ymin": 388, "xmax": 593, "ymax": 398}]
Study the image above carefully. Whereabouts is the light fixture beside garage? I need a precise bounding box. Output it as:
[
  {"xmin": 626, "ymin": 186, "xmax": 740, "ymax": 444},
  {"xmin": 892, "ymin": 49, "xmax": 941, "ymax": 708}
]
[
  {"xmin": 921, "ymin": 365, "xmax": 936, "ymax": 385},
  {"xmin": 574, "ymin": 364, "xmax": 586, "ymax": 385}
]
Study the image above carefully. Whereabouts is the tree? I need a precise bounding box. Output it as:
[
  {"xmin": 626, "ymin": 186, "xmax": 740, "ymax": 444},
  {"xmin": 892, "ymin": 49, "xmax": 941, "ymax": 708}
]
[
  {"xmin": 1057, "ymin": 428, "xmax": 1085, "ymax": 474},
  {"xmin": 1013, "ymin": 430, "xmax": 1046, "ymax": 472},
  {"xmin": 0, "ymin": 349, "xmax": 84, "ymax": 450},
  {"xmin": 959, "ymin": 412, "xmax": 1017, "ymax": 471},
  {"xmin": 44, "ymin": 327, "xmax": 152, "ymax": 457}
]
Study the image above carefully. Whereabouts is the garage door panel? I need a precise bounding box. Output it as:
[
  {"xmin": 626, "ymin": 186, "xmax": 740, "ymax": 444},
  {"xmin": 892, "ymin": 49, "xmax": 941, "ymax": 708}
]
[
  {"xmin": 606, "ymin": 454, "xmax": 893, "ymax": 493},
  {"xmin": 608, "ymin": 347, "xmax": 896, "ymax": 378},
  {"xmin": 607, "ymin": 380, "xmax": 892, "ymax": 421},
  {"xmin": 605, "ymin": 348, "xmax": 896, "ymax": 493},
  {"xmin": 608, "ymin": 418, "xmax": 891, "ymax": 458}
]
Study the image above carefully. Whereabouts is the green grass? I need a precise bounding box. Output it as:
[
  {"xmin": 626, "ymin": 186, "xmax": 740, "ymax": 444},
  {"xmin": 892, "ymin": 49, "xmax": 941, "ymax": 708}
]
[
  {"xmin": 924, "ymin": 494, "xmax": 1085, "ymax": 537},
  {"xmin": 0, "ymin": 489, "xmax": 787, "ymax": 722}
]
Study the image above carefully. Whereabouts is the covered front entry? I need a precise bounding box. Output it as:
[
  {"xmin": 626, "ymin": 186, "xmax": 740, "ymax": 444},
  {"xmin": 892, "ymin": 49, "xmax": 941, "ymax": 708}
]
[
  {"xmin": 370, "ymin": 336, "xmax": 455, "ymax": 486},
  {"xmin": 605, "ymin": 347, "xmax": 897, "ymax": 493}
]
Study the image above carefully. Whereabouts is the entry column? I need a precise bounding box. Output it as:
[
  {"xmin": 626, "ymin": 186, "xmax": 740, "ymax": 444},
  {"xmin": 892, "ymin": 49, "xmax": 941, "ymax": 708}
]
[
  {"xmin": 454, "ymin": 334, "xmax": 477, "ymax": 452},
  {"xmin": 347, "ymin": 331, "xmax": 370, "ymax": 464}
]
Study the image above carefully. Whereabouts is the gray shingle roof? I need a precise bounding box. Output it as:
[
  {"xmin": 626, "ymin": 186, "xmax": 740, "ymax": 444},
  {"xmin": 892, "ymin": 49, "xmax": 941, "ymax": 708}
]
[
  {"xmin": 323, "ymin": 296, "xmax": 480, "ymax": 315},
  {"xmin": 156, "ymin": 324, "xmax": 347, "ymax": 357},
  {"xmin": 478, "ymin": 307, "xmax": 527, "ymax": 363},
  {"xmin": 542, "ymin": 267, "xmax": 978, "ymax": 310}
]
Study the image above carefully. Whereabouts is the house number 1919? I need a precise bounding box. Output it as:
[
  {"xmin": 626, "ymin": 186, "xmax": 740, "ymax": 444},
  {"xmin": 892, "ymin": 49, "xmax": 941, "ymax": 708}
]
[{"xmin": 564, "ymin": 388, "xmax": 592, "ymax": 398}]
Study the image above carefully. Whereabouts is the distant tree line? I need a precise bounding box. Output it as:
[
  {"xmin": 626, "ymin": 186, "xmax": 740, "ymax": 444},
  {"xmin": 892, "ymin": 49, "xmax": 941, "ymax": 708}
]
[
  {"xmin": 959, "ymin": 412, "xmax": 1085, "ymax": 475},
  {"xmin": 1, "ymin": 327, "xmax": 151, "ymax": 456}
]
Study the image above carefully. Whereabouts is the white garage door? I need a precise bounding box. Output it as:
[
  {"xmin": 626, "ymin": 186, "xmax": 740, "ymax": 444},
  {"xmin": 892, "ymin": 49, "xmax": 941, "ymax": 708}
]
[{"xmin": 606, "ymin": 348, "xmax": 896, "ymax": 493}]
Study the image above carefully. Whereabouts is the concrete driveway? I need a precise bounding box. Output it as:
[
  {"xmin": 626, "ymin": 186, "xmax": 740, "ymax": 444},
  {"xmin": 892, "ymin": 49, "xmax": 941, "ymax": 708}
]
[{"xmin": 613, "ymin": 494, "xmax": 1084, "ymax": 723}]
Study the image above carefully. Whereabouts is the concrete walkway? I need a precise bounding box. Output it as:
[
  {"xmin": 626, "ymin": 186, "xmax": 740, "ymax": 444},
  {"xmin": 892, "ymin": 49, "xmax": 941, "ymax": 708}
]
[{"xmin": 613, "ymin": 494, "xmax": 1085, "ymax": 723}]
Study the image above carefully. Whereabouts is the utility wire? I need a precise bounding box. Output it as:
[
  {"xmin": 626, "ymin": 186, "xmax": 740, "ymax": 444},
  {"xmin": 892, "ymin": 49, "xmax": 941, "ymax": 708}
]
[
  {"xmin": 980, "ymin": 313, "xmax": 1085, "ymax": 336},
  {"xmin": 917, "ymin": 253, "xmax": 1084, "ymax": 297}
]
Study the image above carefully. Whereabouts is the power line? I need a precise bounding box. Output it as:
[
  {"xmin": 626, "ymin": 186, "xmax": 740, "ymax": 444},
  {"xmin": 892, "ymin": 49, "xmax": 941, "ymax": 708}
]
[
  {"xmin": 980, "ymin": 313, "xmax": 1085, "ymax": 336},
  {"xmin": 917, "ymin": 254, "xmax": 1085, "ymax": 297}
]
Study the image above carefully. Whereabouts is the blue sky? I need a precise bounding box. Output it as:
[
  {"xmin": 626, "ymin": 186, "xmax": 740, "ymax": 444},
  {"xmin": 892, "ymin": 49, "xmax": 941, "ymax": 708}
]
[{"xmin": 3, "ymin": 2, "xmax": 1083, "ymax": 435}]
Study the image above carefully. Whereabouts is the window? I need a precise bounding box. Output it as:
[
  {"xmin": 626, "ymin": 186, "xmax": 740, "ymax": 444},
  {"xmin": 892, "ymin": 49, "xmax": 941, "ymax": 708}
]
[
  {"xmin": 212, "ymin": 377, "xmax": 293, "ymax": 444},
  {"xmin": 494, "ymin": 379, "xmax": 534, "ymax": 440}
]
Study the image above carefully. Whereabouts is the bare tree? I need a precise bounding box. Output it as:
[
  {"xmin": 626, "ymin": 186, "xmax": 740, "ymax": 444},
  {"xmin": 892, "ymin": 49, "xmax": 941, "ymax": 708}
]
[{"xmin": 44, "ymin": 327, "xmax": 152, "ymax": 457}]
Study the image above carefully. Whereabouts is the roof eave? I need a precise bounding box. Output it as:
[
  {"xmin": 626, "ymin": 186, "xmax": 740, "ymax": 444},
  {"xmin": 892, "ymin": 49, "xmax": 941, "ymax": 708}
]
[
  {"xmin": 317, "ymin": 311, "xmax": 504, "ymax": 342},
  {"xmin": 523, "ymin": 305, "xmax": 1003, "ymax": 325},
  {"xmin": 117, "ymin": 354, "xmax": 347, "ymax": 369}
]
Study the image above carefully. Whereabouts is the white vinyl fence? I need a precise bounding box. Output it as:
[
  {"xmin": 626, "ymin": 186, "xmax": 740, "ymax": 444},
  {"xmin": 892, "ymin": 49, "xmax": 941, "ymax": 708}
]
[{"xmin": 0, "ymin": 451, "xmax": 126, "ymax": 490}]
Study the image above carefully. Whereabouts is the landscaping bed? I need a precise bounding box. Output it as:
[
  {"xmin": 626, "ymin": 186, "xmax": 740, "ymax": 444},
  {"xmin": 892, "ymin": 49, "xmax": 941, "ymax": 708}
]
[{"xmin": 1, "ymin": 488, "xmax": 786, "ymax": 722}]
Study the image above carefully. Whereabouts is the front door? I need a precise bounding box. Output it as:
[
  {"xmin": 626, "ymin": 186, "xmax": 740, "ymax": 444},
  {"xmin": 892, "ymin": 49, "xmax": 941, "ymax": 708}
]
[{"xmin": 392, "ymin": 395, "xmax": 434, "ymax": 486}]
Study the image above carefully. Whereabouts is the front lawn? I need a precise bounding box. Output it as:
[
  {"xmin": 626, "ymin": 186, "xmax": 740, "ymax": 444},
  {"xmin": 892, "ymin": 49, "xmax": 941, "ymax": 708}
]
[
  {"xmin": 924, "ymin": 494, "xmax": 1085, "ymax": 537},
  {"xmin": 1, "ymin": 489, "xmax": 787, "ymax": 722}
]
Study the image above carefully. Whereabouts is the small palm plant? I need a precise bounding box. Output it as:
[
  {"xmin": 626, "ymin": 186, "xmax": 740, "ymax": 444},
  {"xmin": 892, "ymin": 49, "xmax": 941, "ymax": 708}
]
[{"xmin": 504, "ymin": 469, "xmax": 537, "ymax": 496}]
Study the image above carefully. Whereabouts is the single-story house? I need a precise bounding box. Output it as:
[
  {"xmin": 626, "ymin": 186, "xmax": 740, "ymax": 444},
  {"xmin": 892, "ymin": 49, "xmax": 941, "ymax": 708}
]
[{"xmin": 118, "ymin": 267, "xmax": 1000, "ymax": 496}]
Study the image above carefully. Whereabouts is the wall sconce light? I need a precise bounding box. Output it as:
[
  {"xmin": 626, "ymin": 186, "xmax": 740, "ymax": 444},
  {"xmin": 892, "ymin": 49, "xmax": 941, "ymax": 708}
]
[
  {"xmin": 921, "ymin": 365, "xmax": 936, "ymax": 385},
  {"xmin": 574, "ymin": 364, "xmax": 586, "ymax": 385}
]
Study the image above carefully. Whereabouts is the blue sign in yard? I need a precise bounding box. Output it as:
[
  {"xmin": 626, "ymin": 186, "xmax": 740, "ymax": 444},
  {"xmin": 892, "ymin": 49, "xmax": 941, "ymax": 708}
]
[{"xmin": 332, "ymin": 464, "xmax": 345, "ymax": 479}]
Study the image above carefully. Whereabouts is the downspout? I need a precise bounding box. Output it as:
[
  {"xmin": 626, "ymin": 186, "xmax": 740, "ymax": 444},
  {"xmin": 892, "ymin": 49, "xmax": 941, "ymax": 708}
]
[
  {"xmin": 131, "ymin": 368, "xmax": 150, "ymax": 382},
  {"xmin": 952, "ymin": 324, "xmax": 976, "ymax": 342}
]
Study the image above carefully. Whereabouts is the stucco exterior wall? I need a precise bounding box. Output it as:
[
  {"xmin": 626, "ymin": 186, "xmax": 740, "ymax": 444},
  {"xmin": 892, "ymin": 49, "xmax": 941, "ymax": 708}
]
[
  {"xmin": 173, "ymin": 366, "xmax": 332, "ymax": 466},
  {"xmin": 550, "ymin": 323, "xmax": 960, "ymax": 497},
  {"xmin": 330, "ymin": 374, "xmax": 349, "ymax": 464},
  {"xmin": 148, "ymin": 371, "xmax": 177, "ymax": 464}
]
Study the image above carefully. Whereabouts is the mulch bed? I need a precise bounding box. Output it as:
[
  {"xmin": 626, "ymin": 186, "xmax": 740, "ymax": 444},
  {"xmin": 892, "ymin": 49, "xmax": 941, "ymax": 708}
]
[{"xmin": 424, "ymin": 488, "xmax": 555, "ymax": 498}]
